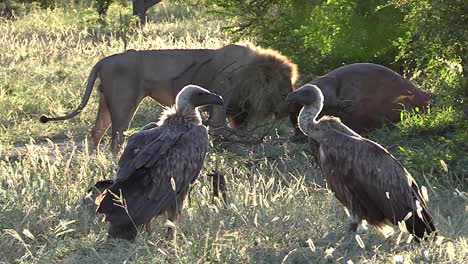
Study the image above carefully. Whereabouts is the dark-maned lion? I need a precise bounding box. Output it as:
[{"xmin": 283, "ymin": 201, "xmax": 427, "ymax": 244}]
[{"xmin": 40, "ymin": 44, "xmax": 298, "ymax": 153}]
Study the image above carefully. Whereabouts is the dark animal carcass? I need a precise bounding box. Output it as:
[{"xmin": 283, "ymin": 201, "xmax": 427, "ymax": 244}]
[{"xmin": 308, "ymin": 63, "xmax": 429, "ymax": 133}]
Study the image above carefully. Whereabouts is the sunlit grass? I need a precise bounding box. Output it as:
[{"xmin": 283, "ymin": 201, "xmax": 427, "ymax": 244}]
[
  {"xmin": 1, "ymin": 139, "xmax": 466, "ymax": 263},
  {"xmin": 0, "ymin": 2, "xmax": 467, "ymax": 263}
]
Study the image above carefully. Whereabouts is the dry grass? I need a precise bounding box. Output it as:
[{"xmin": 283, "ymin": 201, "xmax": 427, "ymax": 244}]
[{"xmin": 0, "ymin": 2, "xmax": 467, "ymax": 263}]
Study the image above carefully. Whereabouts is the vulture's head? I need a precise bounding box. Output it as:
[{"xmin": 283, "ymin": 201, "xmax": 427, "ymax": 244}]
[
  {"xmin": 287, "ymin": 84, "xmax": 325, "ymax": 136},
  {"xmin": 287, "ymin": 84, "xmax": 324, "ymax": 111},
  {"xmin": 176, "ymin": 85, "xmax": 224, "ymax": 110}
]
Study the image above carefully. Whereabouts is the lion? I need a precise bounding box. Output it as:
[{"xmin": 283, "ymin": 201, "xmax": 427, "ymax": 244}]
[{"xmin": 40, "ymin": 44, "xmax": 299, "ymax": 153}]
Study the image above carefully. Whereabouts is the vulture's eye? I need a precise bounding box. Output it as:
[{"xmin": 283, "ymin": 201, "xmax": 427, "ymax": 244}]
[{"xmin": 198, "ymin": 92, "xmax": 204, "ymax": 96}]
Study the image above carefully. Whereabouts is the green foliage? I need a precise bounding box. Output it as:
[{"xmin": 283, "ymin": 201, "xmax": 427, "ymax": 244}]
[
  {"xmin": 371, "ymin": 106, "xmax": 467, "ymax": 186},
  {"xmin": 104, "ymin": 2, "xmax": 139, "ymax": 38},
  {"xmin": 16, "ymin": 0, "xmax": 56, "ymax": 8},
  {"xmin": 390, "ymin": 0, "xmax": 466, "ymax": 98},
  {"xmin": 206, "ymin": 0, "xmax": 407, "ymax": 77}
]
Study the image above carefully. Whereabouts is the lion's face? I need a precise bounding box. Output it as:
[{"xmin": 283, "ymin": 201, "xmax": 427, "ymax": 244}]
[
  {"xmin": 218, "ymin": 44, "xmax": 299, "ymax": 128},
  {"xmin": 270, "ymin": 77, "xmax": 296, "ymax": 120}
]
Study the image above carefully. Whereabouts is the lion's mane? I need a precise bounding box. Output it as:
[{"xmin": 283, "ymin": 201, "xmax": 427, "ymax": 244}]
[{"xmin": 226, "ymin": 43, "xmax": 299, "ymax": 127}]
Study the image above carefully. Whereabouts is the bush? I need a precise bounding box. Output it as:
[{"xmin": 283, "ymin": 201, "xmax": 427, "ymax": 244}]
[
  {"xmin": 390, "ymin": 0, "xmax": 466, "ymax": 99},
  {"xmin": 206, "ymin": 0, "xmax": 407, "ymax": 78}
]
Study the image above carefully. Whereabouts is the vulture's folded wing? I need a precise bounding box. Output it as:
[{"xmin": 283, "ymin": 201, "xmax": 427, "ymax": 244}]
[
  {"xmin": 320, "ymin": 129, "xmax": 430, "ymax": 222},
  {"xmin": 144, "ymin": 125, "xmax": 209, "ymax": 201},
  {"xmin": 115, "ymin": 123, "xmax": 188, "ymax": 183},
  {"xmin": 124, "ymin": 125, "xmax": 208, "ymax": 218}
]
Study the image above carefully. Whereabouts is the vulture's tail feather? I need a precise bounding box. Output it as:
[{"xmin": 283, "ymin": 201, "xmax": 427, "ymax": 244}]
[
  {"xmin": 108, "ymin": 223, "xmax": 138, "ymax": 241},
  {"xmin": 405, "ymin": 206, "xmax": 437, "ymax": 240},
  {"xmin": 405, "ymin": 184, "xmax": 437, "ymax": 240},
  {"xmin": 95, "ymin": 183, "xmax": 140, "ymax": 240}
]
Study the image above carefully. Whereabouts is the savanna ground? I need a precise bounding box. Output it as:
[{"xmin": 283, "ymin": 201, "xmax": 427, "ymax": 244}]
[{"xmin": 0, "ymin": 2, "xmax": 467, "ymax": 263}]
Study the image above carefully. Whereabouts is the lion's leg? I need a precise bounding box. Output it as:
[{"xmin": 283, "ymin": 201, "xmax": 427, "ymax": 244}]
[
  {"xmin": 207, "ymin": 104, "xmax": 231, "ymax": 142},
  {"xmin": 109, "ymin": 110, "xmax": 137, "ymax": 155},
  {"xmin": 207, "ymin": 105, "xmax": 227, "ymax": 128},
  {"xmin": 90, "ymin": 92, "xmax": 112, "ymax": 151},
  {"xmin": 108, "ymin": 95, "xmax": 144, "ymax": 155}
]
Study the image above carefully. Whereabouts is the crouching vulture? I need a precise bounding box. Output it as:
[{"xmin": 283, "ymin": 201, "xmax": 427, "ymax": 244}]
[
  {"xmin": 287, "ymin": 84, "xmax": 436, "ymax": 240},
  {"xmin": 95, "ymin": 85, "xmax": 223, "ymax": 240}
]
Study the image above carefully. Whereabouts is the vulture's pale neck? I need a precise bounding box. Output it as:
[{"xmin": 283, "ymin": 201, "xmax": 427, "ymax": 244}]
[
  {"xmin": 158, "ymin": 104, "xmax": 202, "ymax": 127},
  {"xmin": 298, "ymin": 104, "xmax": 321, "ymax": 135},
  {"xmin": 175, "ymin": 104, "xmax": 202, "ymax": 126}
]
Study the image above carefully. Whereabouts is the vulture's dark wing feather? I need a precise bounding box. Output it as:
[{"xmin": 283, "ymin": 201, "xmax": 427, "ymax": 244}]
[
  {"xmin": 309, "ymin": 117, "xmax": 361, "ymax": 167},
  {"xmin": 319, "ymin": 128, "xmax": 434, "ymax": 230},
  {"xmin": 115, "ymin": 122, "xmax": 188, "ymax": 183}
]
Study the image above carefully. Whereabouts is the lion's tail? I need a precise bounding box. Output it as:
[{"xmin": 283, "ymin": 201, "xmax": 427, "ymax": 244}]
[{"xmin": 39, "ymin": 59, "xmax": 103, "ymax": 123}]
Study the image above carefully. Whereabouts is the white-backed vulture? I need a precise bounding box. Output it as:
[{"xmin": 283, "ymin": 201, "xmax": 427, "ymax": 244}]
[
  {"xmin": 287, "ymin": 84, "xmax": 436, "ymax": 240},
  {"xmin": 95, "ymin": 85, "xmax": 223, "ymax": 240}
]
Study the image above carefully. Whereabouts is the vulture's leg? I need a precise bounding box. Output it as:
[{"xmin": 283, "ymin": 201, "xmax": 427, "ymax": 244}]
[
  {"xmin": 348, "ymin": 221, "xmax": 359, "ymax": 233},
  {"xmin": 347, "ymin": 215, "xmax": 367, "ymax": 234},
  {"xmin": 145, "ymin": 219, "xmax": 153, "ymax": 233},
  {"xmin": 334, "ymin": 215, "xmax": 363, "ymax": 249},
  {"xmin": 208, "ymin": 171, "xmax": 228, "ymax": 204},
  {"xmin": 348, "ymin": 215, "xmax": 359, "ymax": 233},
  {"xmin": 165, "ymin": 192, "xmax": 188, "ymax": 238}
]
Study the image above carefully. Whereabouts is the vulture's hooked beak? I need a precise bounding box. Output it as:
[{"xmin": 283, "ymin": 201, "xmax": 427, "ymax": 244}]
[
  {"xmin": 194, "ymin": 93, "xmax": 224, "ymax": 108},
  {"xmin": 287, "ymin": 84, "xmax": 322, "ymax": 106},
  {"xmin": 286, "ymin": 90, "xmax": 301, "ymax": 104},
  {"xmin": 208, "ymin": 93, "xmax": 224, "ymax": 106}
]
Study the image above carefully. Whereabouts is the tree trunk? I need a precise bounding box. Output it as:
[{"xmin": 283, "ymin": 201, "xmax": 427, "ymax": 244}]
[
  {"xmin": 95, "ymin": 0, "xmax": 113, "ymax": 25},
  {"xmin": 1, "ymin": 0, "xmax": 14, "ymax": 19},
  {"xmin": 133, "ymin": 0, "xmax": 162, "ymax": 25}
]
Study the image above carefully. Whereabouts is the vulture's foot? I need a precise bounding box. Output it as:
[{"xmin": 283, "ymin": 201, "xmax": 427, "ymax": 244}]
[
  {"xmin": 208, "ymin": 170, "xmax": 228, "ymax": 205},
  {"xmin": 335, "ymin": 232, "xmax": 355, "ymax": 250},
  {"xmin": 165, "ymin": 204, "xmax": 182, "ymax": 240},
  {"xmin": 165, "ymin": 226, "xmax": 176, "ymax": 240},
  {"xmin": 334, "ymin": 219, "xmax": 368, "ymax": 250},
  {"xmin": 108, "ymin": 224, "xmax": 138, "ymax": 241},
  {"xmin": 348, "ymin": 221, "xmax": 359, "ymax": 233},
  {"xmin": 347, "ymin": 219, "xmax": 367, "ymax": 234}
]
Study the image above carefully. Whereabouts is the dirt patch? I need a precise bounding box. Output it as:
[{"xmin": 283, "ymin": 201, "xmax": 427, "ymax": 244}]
[{"xmin": 0, "ymin": 139, "xmax": 87, "ymax": 161}]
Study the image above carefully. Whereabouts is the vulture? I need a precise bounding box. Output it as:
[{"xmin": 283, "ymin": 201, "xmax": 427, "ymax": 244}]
[
  {"xmin": 287, "ymin": 84, "xmax": 436, "ymax": 240},
  {"xmin": 95, "ymin": 85, "xmax": 223, "ymax": 240}
]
